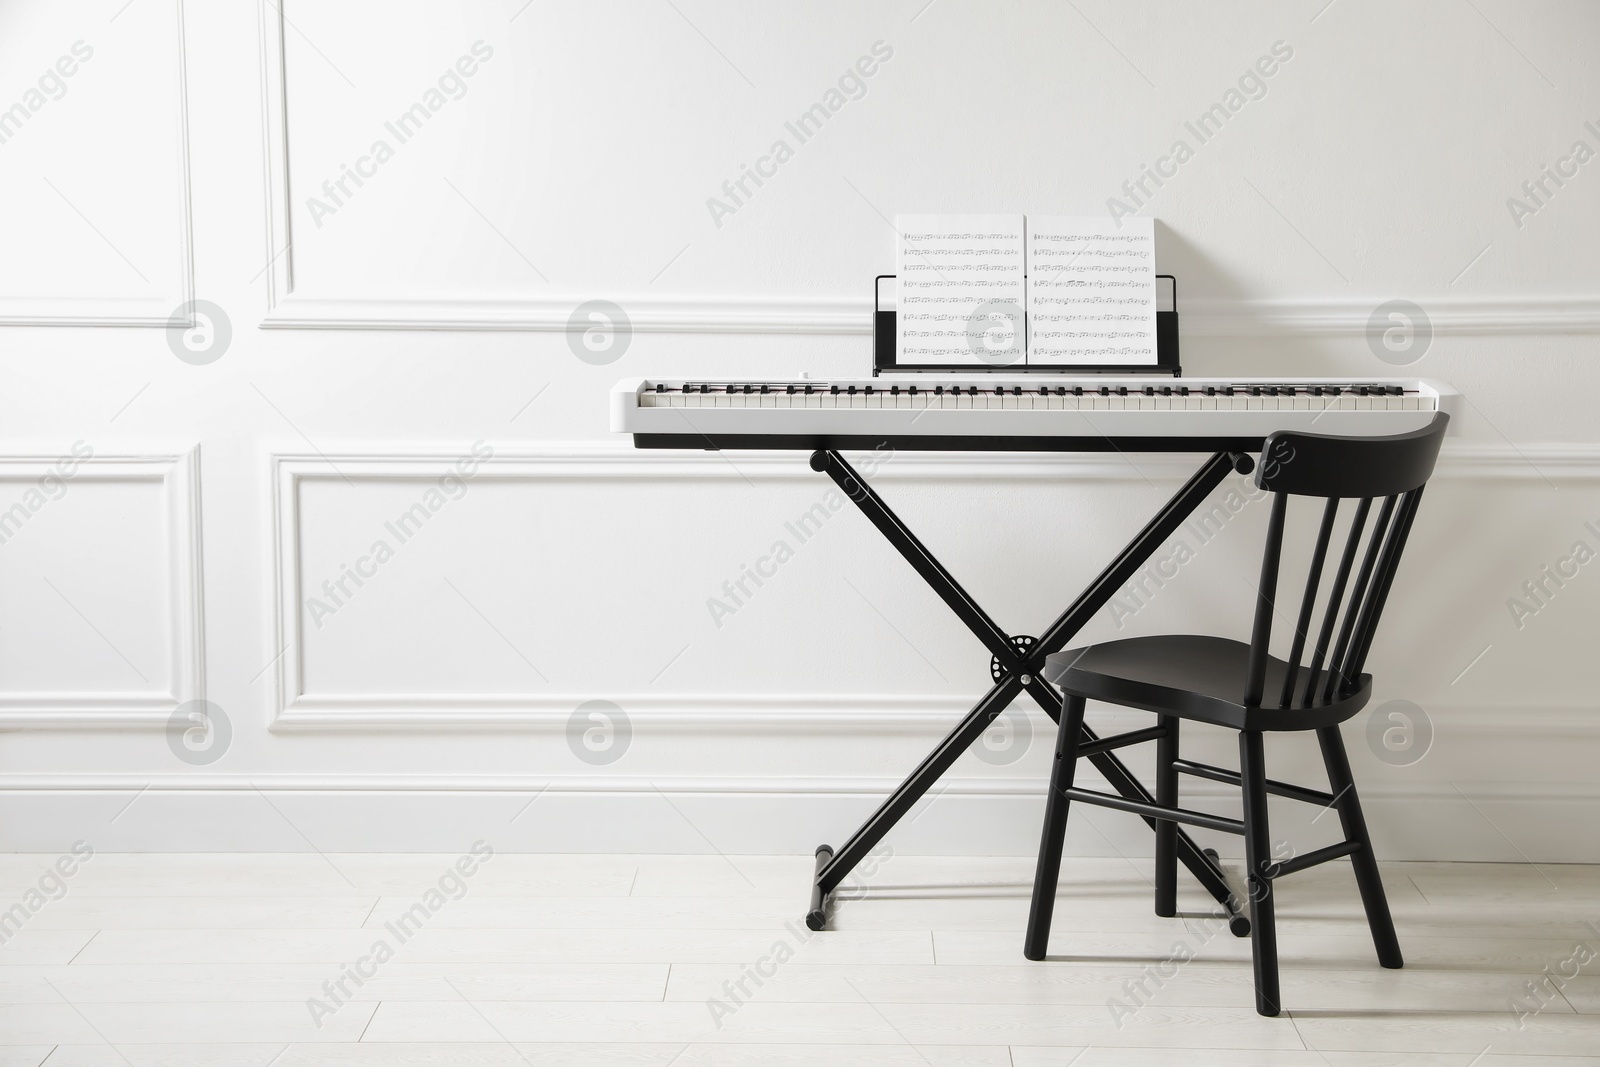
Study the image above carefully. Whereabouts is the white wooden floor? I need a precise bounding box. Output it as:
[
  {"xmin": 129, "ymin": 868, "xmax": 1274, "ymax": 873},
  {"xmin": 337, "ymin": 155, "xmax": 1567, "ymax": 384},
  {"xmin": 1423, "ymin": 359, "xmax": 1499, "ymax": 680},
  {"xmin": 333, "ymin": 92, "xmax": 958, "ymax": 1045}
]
[{"xmin": 1, "ymin": 851, "xmax": 1598, "ymax": 1065}]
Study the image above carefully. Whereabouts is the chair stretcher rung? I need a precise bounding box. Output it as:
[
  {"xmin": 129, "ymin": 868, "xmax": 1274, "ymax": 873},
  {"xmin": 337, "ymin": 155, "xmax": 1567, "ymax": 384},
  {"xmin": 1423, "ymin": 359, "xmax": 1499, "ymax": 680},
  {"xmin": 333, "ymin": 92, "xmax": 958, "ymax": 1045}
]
[
  {"xmin": 1076, "ymin": 725, "xmax": 1168, "ymax": 757},
  {"xmin": 1172, "ymin": 759, "xmax": 1336, "ymax": 807},
  {"xmin": 1273, "ymin": 840, "xmax": 1361, "ymax": 877},
  {"xmin": 1060, "ymin": 786, "xmax": 1246, "ymax": 834}
]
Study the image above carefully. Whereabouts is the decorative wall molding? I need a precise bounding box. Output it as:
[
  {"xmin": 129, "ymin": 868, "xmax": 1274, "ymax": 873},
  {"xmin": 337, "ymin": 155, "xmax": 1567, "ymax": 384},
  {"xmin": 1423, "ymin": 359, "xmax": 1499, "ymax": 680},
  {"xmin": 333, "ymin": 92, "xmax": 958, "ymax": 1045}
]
[
  {"xmin": 253, "ymin": 1, "xmax": 858, "ymax": 335},
  {"xmin": 259, "ymin": 295, "xmax": 871, "ymax": 334},
  {"xmin": 276, "ymin": 693, "xmax": 983, "ymax": 732},
  {"xmin": 0, "ymin": 0, "xmax": 195, "ymax": 328},
  {"xmin": 271, "ymin": 441, "xmax": 1600, "ymax": 484},
  {"xmin": 0, "ymin": 449, "xmax": 204, "ymax": 727},
  {"xmin": 1180, "ymin": 295, "xmax": 1600, "ymax": 338},
  {"xmin": 5, "ymin": 772, "xmax": 1599, "ymax": 801},
  {"xmin": 256, "ymin": 0, "xmax": 293, "ymax": 318},
  {"xmin": 256, "ymin": 291, "xmax": 1600, "ymax": 338},
  {"xmin": 270, "ymin": 443, "xmax": 1600, "ymax": 731},
  {"xmin": 253, "ymin": 9, "xmax": 1600, "ymax": 339}
]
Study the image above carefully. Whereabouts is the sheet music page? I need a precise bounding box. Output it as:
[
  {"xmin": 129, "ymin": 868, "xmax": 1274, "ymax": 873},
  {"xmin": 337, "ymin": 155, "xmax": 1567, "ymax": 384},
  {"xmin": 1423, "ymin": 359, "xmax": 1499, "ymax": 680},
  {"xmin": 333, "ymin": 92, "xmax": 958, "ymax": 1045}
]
[
  {"xmin": 1026, "ymin": 215, "xmax": 1157, "ymax": 366},
  {"xmin": 896, "ymin": 214, "xmax": 1025, "ymax": 367}
]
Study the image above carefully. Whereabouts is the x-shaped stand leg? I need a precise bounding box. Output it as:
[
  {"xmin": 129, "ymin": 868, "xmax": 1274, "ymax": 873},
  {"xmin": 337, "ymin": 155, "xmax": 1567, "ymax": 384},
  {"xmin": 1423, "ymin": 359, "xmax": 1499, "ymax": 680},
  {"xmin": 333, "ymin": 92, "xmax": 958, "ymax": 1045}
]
[{"xmin": 805, "ymin": 447, "xmax": 1256, "ymax": 935}]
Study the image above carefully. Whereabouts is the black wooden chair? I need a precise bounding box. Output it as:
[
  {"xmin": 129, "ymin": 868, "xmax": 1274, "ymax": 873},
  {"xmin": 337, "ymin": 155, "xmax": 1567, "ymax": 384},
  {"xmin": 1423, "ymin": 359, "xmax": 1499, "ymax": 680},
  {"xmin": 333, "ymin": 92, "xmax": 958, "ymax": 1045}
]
[{"xmin": 1025, "ymin": 413, "xmax": 1448, "ymax": 1016}]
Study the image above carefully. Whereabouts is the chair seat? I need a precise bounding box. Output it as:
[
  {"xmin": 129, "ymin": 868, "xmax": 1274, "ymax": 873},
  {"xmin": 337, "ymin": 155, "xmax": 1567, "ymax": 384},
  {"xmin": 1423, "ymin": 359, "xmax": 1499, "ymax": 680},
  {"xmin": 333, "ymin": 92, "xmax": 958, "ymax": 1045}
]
[{"xmin": 1042, "ymin": 635, "xmax": 1370, "ymax": 731}]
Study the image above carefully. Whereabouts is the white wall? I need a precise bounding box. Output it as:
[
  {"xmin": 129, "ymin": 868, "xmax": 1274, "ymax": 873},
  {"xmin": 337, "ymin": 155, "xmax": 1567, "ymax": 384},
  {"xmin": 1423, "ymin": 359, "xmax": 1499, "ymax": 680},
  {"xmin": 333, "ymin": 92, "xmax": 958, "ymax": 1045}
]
[{"xmin": 2, "ymin": 0, "xmax": 1598, "ymax": 864}]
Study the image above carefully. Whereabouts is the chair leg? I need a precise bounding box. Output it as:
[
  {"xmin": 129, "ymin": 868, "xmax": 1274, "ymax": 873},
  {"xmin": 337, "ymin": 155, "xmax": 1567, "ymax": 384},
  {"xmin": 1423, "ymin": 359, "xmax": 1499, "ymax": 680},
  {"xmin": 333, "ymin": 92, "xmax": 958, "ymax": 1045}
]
[
  {"xmin": 1318, "ymin": 724, "xmax": 1403, "ymax": 969},
  {"xmin": 1239, "ymin": 730, "xmax": 1281, "ymax": 1017},
  {"xmin": 1154, "ymin": 714, "xmax": 1178, "ymax": 917},
  {"xmin": 1025, "ymin": 693, "xmax": 1086, "ymax": 961}
]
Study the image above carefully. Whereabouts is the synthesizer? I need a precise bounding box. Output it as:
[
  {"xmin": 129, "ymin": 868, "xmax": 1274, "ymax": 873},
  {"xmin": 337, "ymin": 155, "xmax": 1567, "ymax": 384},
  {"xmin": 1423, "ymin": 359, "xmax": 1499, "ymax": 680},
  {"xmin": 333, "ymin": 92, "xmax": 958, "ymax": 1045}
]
[{"xmin": 612, "ymin": 377, "xmax": 1459, "ymax": 452}]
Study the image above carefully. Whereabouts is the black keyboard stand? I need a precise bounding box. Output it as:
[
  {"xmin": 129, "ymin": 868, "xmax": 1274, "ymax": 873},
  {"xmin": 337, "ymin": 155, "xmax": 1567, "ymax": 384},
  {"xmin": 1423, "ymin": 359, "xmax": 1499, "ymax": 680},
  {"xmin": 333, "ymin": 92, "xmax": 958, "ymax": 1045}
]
[{"xmin": 805, "ymin": 446, "xmax": 1256, "ymax": 936}]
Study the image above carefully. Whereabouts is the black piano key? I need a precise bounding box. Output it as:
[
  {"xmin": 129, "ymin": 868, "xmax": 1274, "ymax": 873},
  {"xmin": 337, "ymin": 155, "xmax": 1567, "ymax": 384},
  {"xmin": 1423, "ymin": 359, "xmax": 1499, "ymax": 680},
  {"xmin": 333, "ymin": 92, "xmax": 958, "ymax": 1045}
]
[
  {"xmin": 1142, "ymin": 386, "xmax": 1155, "ymax": 396},
  {"xmin": 786, "ymin": 384, "xmax": 796, "ymax": 394},
  {"xmin": 1387, "ymin": 384, "xmax": 1404, "ymax": 395},
  {"xmin": 890, "ymin": 385, "xmax": 900, "ymax": 395},
  {"xmin": 864, "ymin": 385, "xmax": 874, "ymax": 395},
  {"xmin": 1160, "ymin": 386, "xmax": 1173, "ymax": 396},
  {"xmin": 1073, "ymin": 386, "xmax": 1083, "ymax": 395},
  {"xmin": 1099, "ymin": 386, "xmax": 1110, "ymax": 396},
  {"xmin": 909, "ymin": 385, "xmax": 918, "ymax": 395},
  {"xmin": 1116, "ymin": 386, "xmax": 1128, "ymax": 396},
  {"xmin": 760, "ymin": 384, "xmax": 770, "ymax": 394},
  {"xmin": 1176, "ymin": 386, "xmax": 1189, "ymax": 396}
]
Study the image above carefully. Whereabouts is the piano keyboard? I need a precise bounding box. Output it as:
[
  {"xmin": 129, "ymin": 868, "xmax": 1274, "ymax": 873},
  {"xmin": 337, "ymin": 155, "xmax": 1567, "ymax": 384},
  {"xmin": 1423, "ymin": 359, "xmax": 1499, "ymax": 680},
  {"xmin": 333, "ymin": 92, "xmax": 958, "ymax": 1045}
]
[{"xmin": 613, "ymin": 377, "xmax": 1458, "ymax": 452}]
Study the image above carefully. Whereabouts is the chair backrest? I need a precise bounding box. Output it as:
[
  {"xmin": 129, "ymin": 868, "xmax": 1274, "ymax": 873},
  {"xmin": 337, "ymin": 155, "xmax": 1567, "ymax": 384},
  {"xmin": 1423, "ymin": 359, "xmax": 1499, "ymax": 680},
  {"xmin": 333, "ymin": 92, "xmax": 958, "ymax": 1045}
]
[{"xmin": 1242, "ymin": 414, "xmax": 1449, "ymax": 708}]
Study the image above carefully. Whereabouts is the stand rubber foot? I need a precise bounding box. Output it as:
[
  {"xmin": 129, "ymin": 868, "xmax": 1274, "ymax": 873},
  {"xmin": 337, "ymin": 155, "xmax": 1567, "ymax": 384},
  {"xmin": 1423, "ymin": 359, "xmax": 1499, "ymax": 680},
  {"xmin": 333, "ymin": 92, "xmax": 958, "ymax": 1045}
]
[
  {"xmin": 806, "ymin": 845, "xmax": 834, "ymax": 931},
  {"xmin": 1204, "ymin": 848, "xmax": 1252, "ymax": 937}
]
